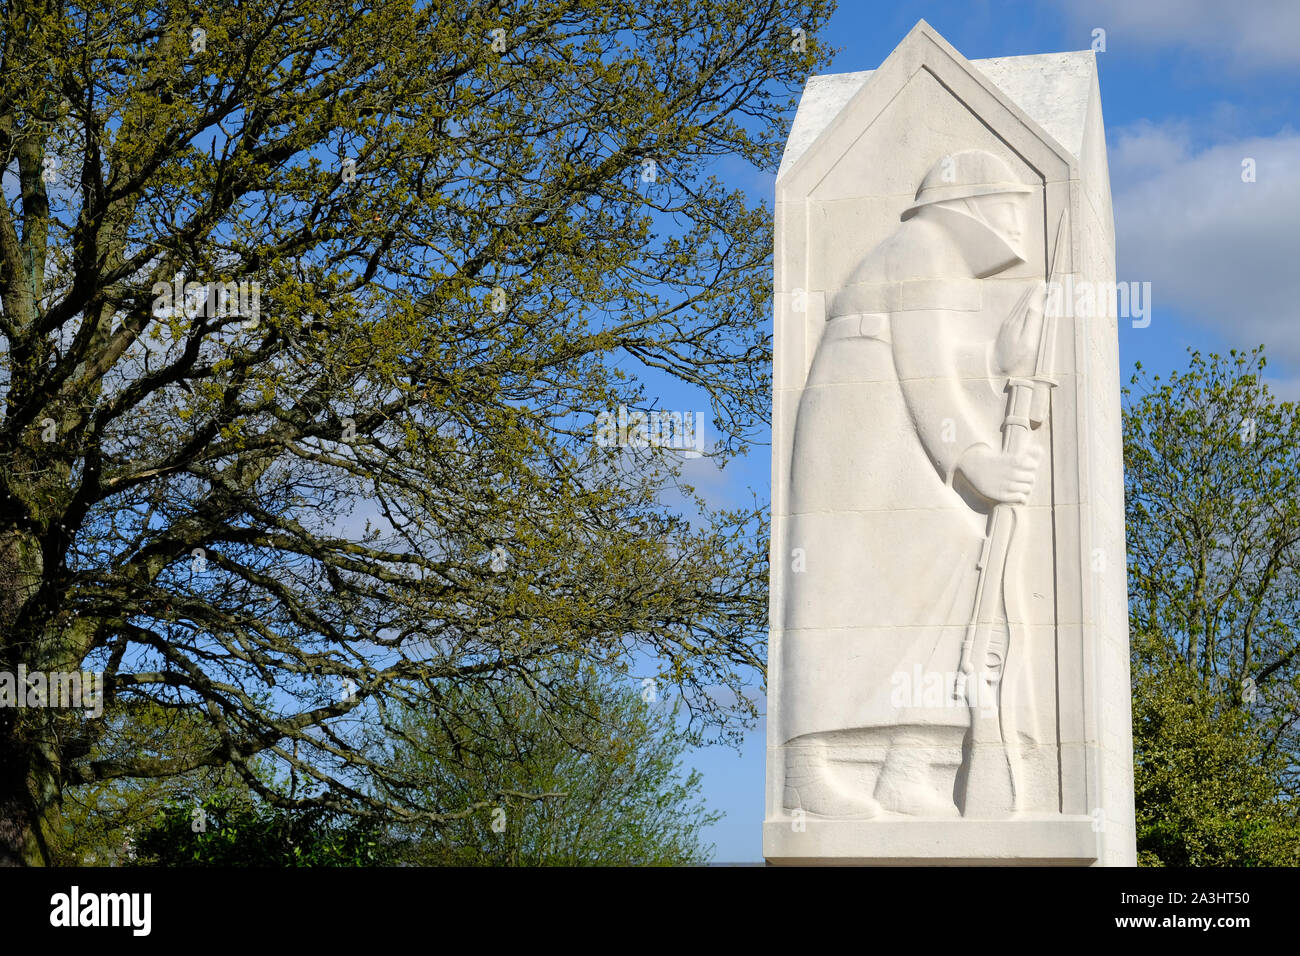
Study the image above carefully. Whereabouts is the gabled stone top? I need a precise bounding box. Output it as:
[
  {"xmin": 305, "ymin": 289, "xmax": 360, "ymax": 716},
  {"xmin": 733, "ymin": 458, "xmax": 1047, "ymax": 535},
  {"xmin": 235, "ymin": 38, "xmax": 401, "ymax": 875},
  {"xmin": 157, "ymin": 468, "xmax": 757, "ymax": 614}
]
[{"xmin": 780, "ymin": 50, "xmax": 1097, "ymax": 180}]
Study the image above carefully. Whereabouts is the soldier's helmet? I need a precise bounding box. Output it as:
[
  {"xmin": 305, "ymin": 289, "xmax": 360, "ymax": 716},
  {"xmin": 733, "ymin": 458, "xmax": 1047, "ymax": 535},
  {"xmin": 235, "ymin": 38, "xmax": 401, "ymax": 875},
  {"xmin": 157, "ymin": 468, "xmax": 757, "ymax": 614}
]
[{"xmin": 900, "ymin": 149, "xmax": 1032, "ymax": 221}]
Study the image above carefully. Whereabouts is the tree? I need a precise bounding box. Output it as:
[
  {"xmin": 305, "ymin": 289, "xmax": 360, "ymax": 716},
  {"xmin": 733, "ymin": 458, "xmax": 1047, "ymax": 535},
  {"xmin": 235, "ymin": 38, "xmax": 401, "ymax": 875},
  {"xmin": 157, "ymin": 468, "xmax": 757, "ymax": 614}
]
[
  {"xmin": 379, "ymin": 663, "xmax": 720, "ymax": 865},
  {"xmin": 132, "ymin": 794, "xmax": 393, "ymax": 866},
  {"xmin": 52, "ymin": 699, "xmax": 258, "ymax": 865},
  {"xmin": 1125, "ymin": 347, "xmax": 1300, "ymax": 865},
  {"xmin": 1130, "ymin": 655, "xmax": 1299, "ymax": 866},
  {"xmin": 0, "ymin": 0, "xmax": 832, "ymax": 864}
]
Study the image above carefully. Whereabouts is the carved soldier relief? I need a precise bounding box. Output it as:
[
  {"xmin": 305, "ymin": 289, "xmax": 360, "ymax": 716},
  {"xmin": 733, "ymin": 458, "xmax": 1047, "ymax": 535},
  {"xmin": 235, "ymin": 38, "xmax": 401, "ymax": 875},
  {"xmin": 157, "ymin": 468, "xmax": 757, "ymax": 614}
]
[
  {"xmin": 781, "ymin": 149, "xmax": 1061, "ymax": 820},
  {"xmin": 767, "ymin": 22, "xmax": 1136, "ymax": 866}
]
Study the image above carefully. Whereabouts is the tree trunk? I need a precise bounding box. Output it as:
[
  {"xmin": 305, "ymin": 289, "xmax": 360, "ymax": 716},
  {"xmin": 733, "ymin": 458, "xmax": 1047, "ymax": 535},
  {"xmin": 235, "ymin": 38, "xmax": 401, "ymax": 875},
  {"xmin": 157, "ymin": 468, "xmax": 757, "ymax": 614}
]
[
  {"xmin": 1, "ymin": 527, "xmax": 61, "ymax": 865},
  {"xmin": 0, "ymin": 715, "xmax": 62, "ymax": 866}
]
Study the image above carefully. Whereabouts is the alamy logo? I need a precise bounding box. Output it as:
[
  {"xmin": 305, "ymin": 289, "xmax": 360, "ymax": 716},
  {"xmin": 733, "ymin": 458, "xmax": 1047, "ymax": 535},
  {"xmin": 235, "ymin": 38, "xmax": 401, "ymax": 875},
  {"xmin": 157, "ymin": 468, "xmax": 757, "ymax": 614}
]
[
  {"xmin": 594, "ymin": 405, "xmax": 704, "ymax": 457},
  {"xmin": 0, "ymin": 666, "xmax": 103, "ymax": 717},
  {"xmin": 891, "ymin": 665, "xmax": 997, "ymax": 715},
  {"xmin": 151, "ymin": 272, "xmax": 261, "ymax": 327},
  {"xmin": 50, "ymin": 886, "xmax": 151, "ymax": 936},
  {"xmin": 1043, "ymin": 276, "xmax": 1153, "ymax": 328}
]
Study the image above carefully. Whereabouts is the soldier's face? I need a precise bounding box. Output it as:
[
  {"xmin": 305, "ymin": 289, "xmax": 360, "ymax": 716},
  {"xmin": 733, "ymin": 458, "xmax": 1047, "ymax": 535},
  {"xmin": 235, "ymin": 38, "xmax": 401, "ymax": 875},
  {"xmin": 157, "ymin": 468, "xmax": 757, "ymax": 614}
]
[{"xmin": 977, "ymin": 196, "xmax": 1026, "ymax": 251}]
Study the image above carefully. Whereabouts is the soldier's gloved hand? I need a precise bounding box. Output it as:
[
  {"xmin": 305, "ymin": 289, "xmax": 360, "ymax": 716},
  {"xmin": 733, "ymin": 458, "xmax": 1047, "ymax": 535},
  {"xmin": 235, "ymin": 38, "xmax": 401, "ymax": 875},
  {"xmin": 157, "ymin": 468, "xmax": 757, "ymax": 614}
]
[
  {"xmin": 995, "ymin": 279, "xmax": 1046, "ymax": 376},
  {"xmin": 956, "ymin": 442, "xmax": 1042, "ymax": 505}
]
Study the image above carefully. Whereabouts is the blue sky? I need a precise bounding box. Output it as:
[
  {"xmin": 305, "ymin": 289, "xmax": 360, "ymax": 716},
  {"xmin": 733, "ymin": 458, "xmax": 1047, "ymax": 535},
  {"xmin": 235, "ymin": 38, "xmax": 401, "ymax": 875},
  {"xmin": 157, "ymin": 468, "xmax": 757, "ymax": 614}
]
[{"xmin": 685, "ymin": 0, "xmax": 1300, "ymax": 863}]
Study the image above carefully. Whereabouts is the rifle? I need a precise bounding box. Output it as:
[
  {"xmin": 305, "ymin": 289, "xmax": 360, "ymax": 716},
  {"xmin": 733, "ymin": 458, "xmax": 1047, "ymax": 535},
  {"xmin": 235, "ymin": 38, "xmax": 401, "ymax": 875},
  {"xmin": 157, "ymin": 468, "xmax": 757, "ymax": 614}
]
[{"xmin": 953, "ymin": 210, "xmax": 1067, "ymax": 815}]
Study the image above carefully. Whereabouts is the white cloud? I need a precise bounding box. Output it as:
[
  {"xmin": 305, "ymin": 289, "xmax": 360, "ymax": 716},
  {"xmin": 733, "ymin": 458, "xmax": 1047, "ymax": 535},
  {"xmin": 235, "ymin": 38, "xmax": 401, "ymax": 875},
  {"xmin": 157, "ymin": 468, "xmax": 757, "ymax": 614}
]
[
  {"xmin": 1265, "ymin": 377, "xmax": 1300, "ymax": 403},
  {"xmin": 1108, "ymin": 119, "xmax": 1192, "ymax": 180},
  {"xmin": 1112, "ymin": 123, "xmax": 1300, "ymax": 362},
  {"xmin": 1070, "ymin": 0, "xmax": 1300, "ymax": 69}
]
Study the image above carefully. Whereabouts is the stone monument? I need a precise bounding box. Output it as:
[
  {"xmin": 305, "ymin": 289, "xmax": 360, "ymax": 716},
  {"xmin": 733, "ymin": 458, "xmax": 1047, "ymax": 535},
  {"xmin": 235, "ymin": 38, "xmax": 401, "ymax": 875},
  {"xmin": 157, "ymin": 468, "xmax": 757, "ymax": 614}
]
[{"xmin": 764, "ymin": 21, "xmax": 1135, "ymax": 865}]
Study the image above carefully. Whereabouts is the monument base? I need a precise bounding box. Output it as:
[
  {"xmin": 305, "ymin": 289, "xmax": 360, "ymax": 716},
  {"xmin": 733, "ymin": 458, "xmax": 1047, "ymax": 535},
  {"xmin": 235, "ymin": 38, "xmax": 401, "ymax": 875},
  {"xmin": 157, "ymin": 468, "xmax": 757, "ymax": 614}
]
[{"xmin": 763, "ymin": 815, "xmax": 1100, "ymax": 866}]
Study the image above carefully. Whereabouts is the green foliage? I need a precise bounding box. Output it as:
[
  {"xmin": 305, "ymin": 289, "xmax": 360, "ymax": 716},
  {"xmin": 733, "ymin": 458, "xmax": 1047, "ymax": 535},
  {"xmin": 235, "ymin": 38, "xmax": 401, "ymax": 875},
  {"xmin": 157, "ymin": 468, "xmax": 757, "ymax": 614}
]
[
  {"xmin": 378, "ymin": 665, "xmax": 720, "ymax": 865},
  {"xmin": 1132, "ymin": 650, "xmax": 1300, "ymax": 866},
  {"xmin": 133, "ymin": 795, "xmax": 392, "ymax": 867},
  {"xmin": 53, "ymin": 701, "xmax": 255, "ymax": 866},
  {"xmin": 1126, "ymin": 347, "xmax": 1300, "ymax": 865}
]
